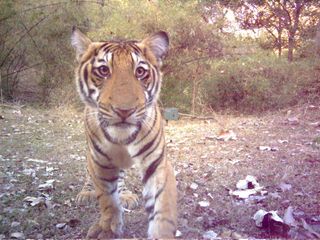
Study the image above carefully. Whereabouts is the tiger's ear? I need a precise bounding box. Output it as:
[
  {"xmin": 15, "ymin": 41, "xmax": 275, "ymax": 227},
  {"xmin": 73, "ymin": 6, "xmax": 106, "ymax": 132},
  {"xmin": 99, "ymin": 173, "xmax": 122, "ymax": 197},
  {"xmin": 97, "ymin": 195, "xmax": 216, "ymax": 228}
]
[
  {"xmin": 141, "ymin": 31, "xmax": 169, "ymax": 61},
  {"xmin": 71, "ymin": 26, "xmax": 92, "ymax": 61}
]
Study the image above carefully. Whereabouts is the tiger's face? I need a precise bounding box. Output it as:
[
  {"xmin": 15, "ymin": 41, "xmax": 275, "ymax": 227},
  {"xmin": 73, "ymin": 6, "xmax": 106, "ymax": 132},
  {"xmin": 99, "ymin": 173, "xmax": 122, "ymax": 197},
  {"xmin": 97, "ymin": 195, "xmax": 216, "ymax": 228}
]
[{"xmin": 71, "ymin": 28, "xmax": 168, "ymax": 143}]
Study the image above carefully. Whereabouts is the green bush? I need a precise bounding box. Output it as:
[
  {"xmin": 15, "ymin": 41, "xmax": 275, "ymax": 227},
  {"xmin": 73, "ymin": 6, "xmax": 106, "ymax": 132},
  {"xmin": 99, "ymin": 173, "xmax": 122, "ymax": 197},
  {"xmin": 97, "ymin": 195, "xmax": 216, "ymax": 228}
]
[{"xmin": 203, "ymin": 50, "xmax": 320, "ymax": 113}]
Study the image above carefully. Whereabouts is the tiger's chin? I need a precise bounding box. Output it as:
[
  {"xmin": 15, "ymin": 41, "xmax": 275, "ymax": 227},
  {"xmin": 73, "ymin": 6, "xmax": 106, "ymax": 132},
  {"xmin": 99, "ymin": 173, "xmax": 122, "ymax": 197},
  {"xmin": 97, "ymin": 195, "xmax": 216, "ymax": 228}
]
[{"xmin": 102, "ymin": 123, "xmax": 141, "ymax": 145}]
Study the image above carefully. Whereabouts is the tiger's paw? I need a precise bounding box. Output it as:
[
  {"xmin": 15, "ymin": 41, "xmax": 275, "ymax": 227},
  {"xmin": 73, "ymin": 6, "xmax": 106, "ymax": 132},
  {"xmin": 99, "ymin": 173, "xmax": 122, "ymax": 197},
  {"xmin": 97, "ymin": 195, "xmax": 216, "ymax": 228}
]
[
  {"xmin": 86, "ymin": 222, "xmax": 113, "ymax": 239},
  {"xmin": 75, "ymin": 190, "xmax": 96, "ymax": 205},
  {"xmin": 120, "ymin": 190, "xmax": 139, "ymax": 210},
  {"xmin": 87, "ymin": 214, "xmax": 123, "ymax": 239}
]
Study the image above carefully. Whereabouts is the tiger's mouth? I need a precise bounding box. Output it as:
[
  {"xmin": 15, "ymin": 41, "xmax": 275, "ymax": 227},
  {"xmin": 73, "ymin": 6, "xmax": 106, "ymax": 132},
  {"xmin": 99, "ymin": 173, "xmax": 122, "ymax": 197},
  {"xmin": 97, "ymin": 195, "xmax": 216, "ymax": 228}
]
[
  {"xmin": 98, "ymin": 112, "xmax": 141, "ymax": 128},
  {"xmin": 113, "ymin": 121, "xmax": 135, "ymax": 128}
]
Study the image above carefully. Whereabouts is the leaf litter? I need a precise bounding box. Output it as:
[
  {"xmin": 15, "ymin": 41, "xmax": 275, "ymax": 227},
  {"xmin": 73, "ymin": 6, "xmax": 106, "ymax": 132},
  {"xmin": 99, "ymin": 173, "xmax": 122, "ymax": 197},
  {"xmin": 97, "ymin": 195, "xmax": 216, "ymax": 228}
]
[{"xmin": 1, "ymin": 104, "xmax": 320, "ymax": 239}]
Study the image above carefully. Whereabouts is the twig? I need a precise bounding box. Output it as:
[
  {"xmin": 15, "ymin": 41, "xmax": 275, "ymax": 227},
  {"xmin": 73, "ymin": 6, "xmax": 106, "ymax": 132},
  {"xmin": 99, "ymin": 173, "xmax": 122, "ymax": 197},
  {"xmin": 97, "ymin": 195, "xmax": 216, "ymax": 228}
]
[
  {"xmin": 0, "ymin": 15, "xmax": 48, "ymax": 68},
  {"xmin": 178, "ymin": 112, "xmax": 216, "ymax": 121},
  {"xmin": 0, "ymin": 103, "xmax": 24, "ymax": 109},
  {"xmin": 1, "ymin": 63, "xmax": 43, "ymax": 78}
]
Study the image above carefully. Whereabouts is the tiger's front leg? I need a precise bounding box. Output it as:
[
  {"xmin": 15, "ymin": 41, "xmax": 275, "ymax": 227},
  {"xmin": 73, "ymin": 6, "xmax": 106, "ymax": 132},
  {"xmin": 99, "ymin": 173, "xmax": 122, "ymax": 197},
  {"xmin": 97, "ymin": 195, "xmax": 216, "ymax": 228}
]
[
  {"xmin": 142, "ymin": 147, "xmax": 177, "ymax": 238},
  {"xmin": 86, "ymin": 153, "xmax": 123, "ymax": 239}
]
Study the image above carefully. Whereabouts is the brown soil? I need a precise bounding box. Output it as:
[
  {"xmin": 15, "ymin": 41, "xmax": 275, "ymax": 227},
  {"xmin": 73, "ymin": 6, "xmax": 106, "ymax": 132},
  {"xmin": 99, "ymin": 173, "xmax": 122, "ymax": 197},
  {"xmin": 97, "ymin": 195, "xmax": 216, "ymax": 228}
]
[{"xmin": 0, "ymin": 103, "xmax": 319, "ymax": 239}]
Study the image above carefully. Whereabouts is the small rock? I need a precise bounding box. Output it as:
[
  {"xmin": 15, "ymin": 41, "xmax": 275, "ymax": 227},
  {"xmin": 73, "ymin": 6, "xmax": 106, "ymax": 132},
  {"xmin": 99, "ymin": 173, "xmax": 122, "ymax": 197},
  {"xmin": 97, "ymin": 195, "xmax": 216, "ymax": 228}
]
[
  {"xmin": 198, "ymin": 201, "xmax": 210, "ymax": 207},
  {"xmin": 258, "ymin": 146, "xmax": 271, "ymax": 151},
  {"xmin": 11, "ymin": 221, "xmax": 20, "ymax": 228},
  {"xmin": 203, "ymin": 230, "xmax": 218, "ymax": 239},
  {"xmin": 56, "ymin": 223, "xmax": 66, "ymax": 229},
  {"xmin": 311, "ymin": 216, "xmax": 320, "ymax": 222},
  {"xmin": 10, "ymin": 232, "xmax": 25, "ymax": 239},
  {"xmin": 279, "ymin": 182, "xmax": 292, "ymax": 192},
  {"xmin": 287, "ymin": 117, "xmax": 299, "ymax": 125},
  {"xmin": 190, "ymin": 182, "xmax": 198, "ymax": 190},
  {"xmin": 36, "ymin": 234, "xmax": 43, "ymax": 239},
  {"xmin": 175, "ymin": 230, "xmax": 182, "ymax": 237}
]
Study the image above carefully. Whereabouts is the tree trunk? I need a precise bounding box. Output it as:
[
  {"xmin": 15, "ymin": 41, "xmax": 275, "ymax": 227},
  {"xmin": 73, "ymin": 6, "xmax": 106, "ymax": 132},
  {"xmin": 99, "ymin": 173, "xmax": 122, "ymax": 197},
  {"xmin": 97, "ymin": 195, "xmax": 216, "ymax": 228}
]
[
  {"xmin": 191, "ymin": 77, "xmax": 196, "ymax": 115},
  {"xmin": 286, "ymin": 0, "xmax": 304, "ymax": 62},
  {"xmin": 277, "ymin": 31, "xmax": 282, "ymax": 57},
  {"xmin": 287, "ymin": 32, "xmax": 294, "ymax": 62}
]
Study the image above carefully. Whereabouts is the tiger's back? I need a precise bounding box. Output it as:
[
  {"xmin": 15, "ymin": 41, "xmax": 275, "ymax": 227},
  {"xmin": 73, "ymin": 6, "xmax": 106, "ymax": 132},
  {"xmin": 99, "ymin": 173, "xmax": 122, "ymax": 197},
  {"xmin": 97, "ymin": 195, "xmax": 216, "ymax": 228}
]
[{"xmin": 71, "ymin": 28, "xmax": 177, "ymax": 238}]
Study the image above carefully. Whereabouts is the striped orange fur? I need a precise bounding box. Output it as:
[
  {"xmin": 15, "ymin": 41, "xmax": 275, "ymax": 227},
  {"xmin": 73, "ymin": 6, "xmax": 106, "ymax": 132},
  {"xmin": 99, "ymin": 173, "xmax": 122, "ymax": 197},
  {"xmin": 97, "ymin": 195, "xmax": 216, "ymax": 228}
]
[{"xmin": 71, "ymin": 27, "xmax": 177, "ymax": 238}]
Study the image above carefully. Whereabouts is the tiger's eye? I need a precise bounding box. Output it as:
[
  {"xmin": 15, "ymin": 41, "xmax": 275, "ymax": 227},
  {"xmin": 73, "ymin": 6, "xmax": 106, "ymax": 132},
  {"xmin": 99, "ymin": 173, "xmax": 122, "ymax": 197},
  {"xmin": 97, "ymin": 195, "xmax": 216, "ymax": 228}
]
[
  {"xmin": 98, "ymin": 66, "xmax": 110, "ymax": 77},
  {"xmin": 135, "ymin": 66, "xmax": 147, "ymax": 79}
]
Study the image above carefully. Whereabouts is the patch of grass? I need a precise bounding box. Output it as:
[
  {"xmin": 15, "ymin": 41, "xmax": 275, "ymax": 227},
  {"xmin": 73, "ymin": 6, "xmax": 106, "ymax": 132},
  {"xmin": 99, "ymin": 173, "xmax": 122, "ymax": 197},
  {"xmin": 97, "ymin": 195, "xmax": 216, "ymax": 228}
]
[{"xmin": 203, "ymin": 51, "xmax": 320, "ymax": 113}]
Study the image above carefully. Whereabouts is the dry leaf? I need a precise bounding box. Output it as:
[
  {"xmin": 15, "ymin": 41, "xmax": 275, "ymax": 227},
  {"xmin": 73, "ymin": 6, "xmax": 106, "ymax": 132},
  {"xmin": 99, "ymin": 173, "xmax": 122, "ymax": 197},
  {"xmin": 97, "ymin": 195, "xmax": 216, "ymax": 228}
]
[
  {"xmin": 23, "ymin": 196, "xmax": 45, "ymax": 207},
  {"xmin": 279, "ymin": 182, "xmax": 292, "ymax": 192},
  {"xmin": 301, "ymin": 219, "xmax": 320, "ymax": 238},
  {"xmin": 38, "ymin": 179, "xmax": 55, "ymax": 191},
  {"xmin": 283, "ymin": 206, "xmax": 298, "ymax": 227},
  {"xmin": 216, "ymin": 130, "xmax": 237, "ymax": 141}
]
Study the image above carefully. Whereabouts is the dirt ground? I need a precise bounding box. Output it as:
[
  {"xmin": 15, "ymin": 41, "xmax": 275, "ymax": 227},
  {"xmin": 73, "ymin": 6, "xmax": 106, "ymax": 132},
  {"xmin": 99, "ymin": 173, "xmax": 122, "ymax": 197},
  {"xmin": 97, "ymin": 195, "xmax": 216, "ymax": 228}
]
[{"xmin": 0, "ymin": 103, "xmax": 319, "ymax": 239}]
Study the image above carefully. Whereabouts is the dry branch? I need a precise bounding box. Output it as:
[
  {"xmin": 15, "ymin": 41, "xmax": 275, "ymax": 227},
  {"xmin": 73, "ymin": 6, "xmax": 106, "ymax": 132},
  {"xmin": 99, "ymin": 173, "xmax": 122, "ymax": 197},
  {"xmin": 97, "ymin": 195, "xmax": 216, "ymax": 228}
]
[{"xmin": 178, "ymin": 112, "xmax": 216, "ymax": 121}]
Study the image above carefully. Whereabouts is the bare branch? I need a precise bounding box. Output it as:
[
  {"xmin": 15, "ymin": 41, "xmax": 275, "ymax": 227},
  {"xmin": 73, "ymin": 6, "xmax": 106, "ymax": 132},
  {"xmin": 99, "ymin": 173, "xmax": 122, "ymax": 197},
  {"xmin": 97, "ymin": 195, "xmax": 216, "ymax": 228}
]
[
  {"xmin": 0, "ymin": 15, "xmax": 48, "ymax": 68},
  {"xmin": 1, "ymin": 63, "xmax": 43, "ymax": 78}
]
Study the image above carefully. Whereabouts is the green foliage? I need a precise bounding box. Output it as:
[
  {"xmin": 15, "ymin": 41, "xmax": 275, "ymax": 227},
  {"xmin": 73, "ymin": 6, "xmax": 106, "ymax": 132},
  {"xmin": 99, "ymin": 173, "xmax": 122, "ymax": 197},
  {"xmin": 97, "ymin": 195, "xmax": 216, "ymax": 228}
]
[
  {"xmin": 0, "ymin": 0, "xmax": 319, "ymax": 113},
  {"xmin": 203, "ymin": 49, "xmax": 320, "ymax": 112}
]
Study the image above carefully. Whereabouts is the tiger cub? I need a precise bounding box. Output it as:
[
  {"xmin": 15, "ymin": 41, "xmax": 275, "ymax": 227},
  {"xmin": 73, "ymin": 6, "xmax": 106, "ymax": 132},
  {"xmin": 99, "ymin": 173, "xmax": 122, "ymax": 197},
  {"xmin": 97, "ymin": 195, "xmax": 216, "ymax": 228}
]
[{"xmin": 71, "ymin": 27, "xmax": 177, "ymax": 238}]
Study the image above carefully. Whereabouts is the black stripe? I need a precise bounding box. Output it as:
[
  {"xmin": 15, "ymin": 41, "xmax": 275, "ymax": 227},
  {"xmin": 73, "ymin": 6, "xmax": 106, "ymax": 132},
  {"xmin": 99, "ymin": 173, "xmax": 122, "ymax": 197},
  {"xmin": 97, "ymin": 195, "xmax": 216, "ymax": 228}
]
[
  {"xmin": 98, "ymin": 175, "xmax": 119, "ymax": 183},
  {"xmin": 88, "ymin": 88, "xmax": 96, "ymax": 98},
  {"xmin": 83, "ymin": 65, "xmax": 89, "ymax": 85},
  {"xmin": 143, "ymin": 128, "xmax": 163, "ymax": 162},
  {"xmin": 90, "ymin": 137, "xmax": 112, "ymax": 161},
  {"xmin": 78, "ymin": 78, "xmax": 85, "ymax": 95},
  {"xmin": 142, "ymin": 148, "xmax": 164, "ymax": 184},
  {"xmin": 155, "ymin": 184, "xmax": 165, "ymax": 200},
  {"xmin": 148, "ymin": 210, "xmax": 160, "ymax": 222},
  {"xmin": 130, "ymin": 43, "xmax": 143, "ymax": 54},
  {"xmin": 109, "ymin": 186, "xmax": 118, "ymax": 195},
  {"xmin": 135, "ymin": 107, "xmax": 157, "ymax": 145},
  {"xmin": 102, "ymin": 43, "xmax": 113, "ymax": 53},
  {"xmin": 132, "ymin": 128, "xmax": 160, "ymax": 158},
  {"xmin": 146, "ymin": 204, "xmax": 154, "ymax": 214},
  {"xmin": 162, "ymin": 218, "xmax": 176, "ymax": 227},
  {"xmin": 148, "ymin": 69, "xmax": 156, "ymax": 91},
  {"xmin": 92, "ymin": 156, "xmax": 115, "ymax": 169}
]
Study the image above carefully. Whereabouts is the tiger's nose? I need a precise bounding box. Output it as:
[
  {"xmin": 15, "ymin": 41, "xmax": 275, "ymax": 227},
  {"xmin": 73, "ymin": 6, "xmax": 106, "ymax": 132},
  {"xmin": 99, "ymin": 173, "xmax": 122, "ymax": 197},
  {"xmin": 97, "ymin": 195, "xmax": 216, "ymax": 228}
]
[{"xmin": 113, "ymin": 107, "xmax": 136, "ymax": 120}]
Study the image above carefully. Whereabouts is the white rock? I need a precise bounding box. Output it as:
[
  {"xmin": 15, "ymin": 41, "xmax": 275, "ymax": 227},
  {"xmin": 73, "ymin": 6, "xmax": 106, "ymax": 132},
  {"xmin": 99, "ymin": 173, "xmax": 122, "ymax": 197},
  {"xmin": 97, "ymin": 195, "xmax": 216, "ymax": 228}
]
[
  {"xmin": 279, "ymin": 182, "xmax": 292, "ymax": 192},
  {"xmin": 198, "ymin": 201, "xmax": 210, "ymax": 207},
  {"xmin": 258, "ymin": 146, "xmax": 271, "ymax": 151},
  {"xmin": 11, "ymin": 221, "xmax": 20, "ymax": 228},
  {"xmin": 203, "ymin": 230, "xmax": 218, "ymax": 239},
  {"xmin": 190, "ymin": 182, "xmax": 199, "ymax": 190},
  {"xmin": 175, "ymin": 230, "xmax": 182, "ymax": 237},
  {"xmin": 236, "ymin": 179, "xmax": 248, "ymax": 190},
  {"xmin": 56, "ymin": 223, "xmax": 66, "ymax": 229},
  {"xmin": 10, "ymin": 232, "xmax": 25, "ymax": 239}
]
